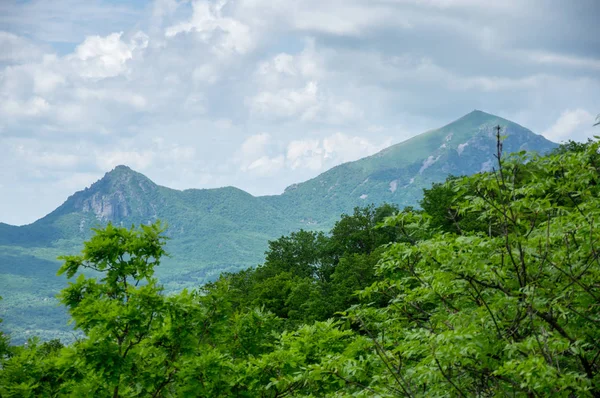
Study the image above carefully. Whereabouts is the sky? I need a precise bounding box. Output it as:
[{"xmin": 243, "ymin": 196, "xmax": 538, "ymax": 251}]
[{"xmin": 0, "ymin": 0, "xmax": 599, "ymax": 225}]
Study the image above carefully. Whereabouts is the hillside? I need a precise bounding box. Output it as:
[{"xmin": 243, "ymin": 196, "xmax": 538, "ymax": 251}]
[{"xmin": 0, "ymin": 110, "xmax": 557, "ymax": 342}]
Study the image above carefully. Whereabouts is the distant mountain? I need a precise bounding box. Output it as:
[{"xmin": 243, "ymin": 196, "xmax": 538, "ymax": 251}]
[
  {"xmin": 266, "ymin": 110, "xmax": 557, "ymax": 223},
  {"xmin": 0, "ymin": 110, "xmax": 557, "ymax": 342}
]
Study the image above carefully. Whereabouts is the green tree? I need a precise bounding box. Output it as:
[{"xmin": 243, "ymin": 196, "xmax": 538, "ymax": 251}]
[
  {"xmin": 0, "ymin": 337, "xmax": 73, "ymax": 397},
  {"xmin": 57, "ymin": 222, "xmax": 190, "ymax": 397},
  {"xmin": 259, "ymin": 229, "xmax": 329, "ymax": 281},
  {"xmin": 0, "ymin": 298, "xmax": 10, "ymax": 359},
  {"xmin": 328, "ymin": 204, "xmax": 398, "ymax": 259},
  {"xmin": 348, "ymin": 140, "xmax": 600, "ymax": 396},
  {"xmin": 421, "ymin": 176, "xmax": 488, "ymax": 235}
]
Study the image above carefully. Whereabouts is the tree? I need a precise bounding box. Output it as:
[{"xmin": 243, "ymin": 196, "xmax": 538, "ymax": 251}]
[
  {"xmin": 348, "ymin": 138, "xmax": 600, "ymax": 396},
  {"xmin": 57, "ymin": 221, "xmax": 187, "ymax": 397},
  {"xmin": 328, "ymin": 204, "xmax": 398, "ymax": 259},
  {"xmin": 0, "ymin": 297, "xmax": 10, "ymax": 359},
  {"xmin": 421, "ymin": 176, "xmax": 488, "ymax": 235}
]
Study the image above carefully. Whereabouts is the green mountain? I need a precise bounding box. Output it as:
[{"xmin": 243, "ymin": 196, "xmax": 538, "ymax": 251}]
[
  {"xmin": 265, "ymin": 110, "xmax": 556, "ymax": 223},
  {"xmin": 0, "ymin": 110, "xmax": 557, "ymax": 342}
]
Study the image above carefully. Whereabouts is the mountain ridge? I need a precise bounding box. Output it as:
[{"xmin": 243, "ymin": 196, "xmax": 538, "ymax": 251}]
[{"xmin": 0, "ymin": 110, "xmax": 551, "ymax": 228}]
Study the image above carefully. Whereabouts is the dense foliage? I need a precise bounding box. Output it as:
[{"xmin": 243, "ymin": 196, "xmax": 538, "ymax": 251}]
[{"xmin": 1, "ymin": 138, "xmax": 599, "ymax": 396}]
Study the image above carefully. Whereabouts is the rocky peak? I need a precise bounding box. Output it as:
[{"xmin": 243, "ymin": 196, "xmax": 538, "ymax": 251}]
[{"xmin": 51, "ymin": 165, "xmax": 161, "ymax": 223}]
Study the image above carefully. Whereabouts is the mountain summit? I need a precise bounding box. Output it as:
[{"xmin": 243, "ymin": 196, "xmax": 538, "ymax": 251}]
[
  {"xmin": 53, "ymin": 165, "xmax": 160, "ymax": 223},
  {"xmin": 264, "ymin": 110, "xmax": 557, "ymax": 223}
]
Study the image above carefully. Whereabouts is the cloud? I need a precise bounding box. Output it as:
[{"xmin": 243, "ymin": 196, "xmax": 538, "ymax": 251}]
[
  {"xmin": 526, "ymin": 51, "xmax": 600, "ymax": 70},
  {"xmin": 255, "ymin": 40, "xmax": 324, "ymax": 87},
  {"xmin": 0, "ymin": 31, "xmax": 44, "ymax": 63},
  {"xmin": 96, "ymin": 150, "xmax": 155, "ymax": 171},
  {"xmin": 11, "ymin": 141, "xmax": 82, "ymax": 169},
  {"xmin": 74, "ymin": 88, "xmax": 147, "ymax": 110},
  {"xmin": 1, "ymin": 0, "xmax": 599, "ymax": 224},
  {"xmin": 235, "ymin": 132, "xmax": 389, "ymax": 176},
  {"xmin": 323, "ymin": 133, "xmax": 391, "ymax": 163},
  {"xmin": 286, "ymin": 133, "xmax": 390, "ymax": 171},
  {"xmin": 245, "ymin": 155, "xmax": 285, "ymax": 176},
  {"xmin": 0, "ymin": 30, "xmax": 155, "ymax": 137},
  {"xmin": 236, "ymin": 133, "xmax": 285, "ymax": 176},
  {"xmin": 165, "ymin": 0, "xmax": 255, "ymax": 56},
  {"xmin": 238, "ymin": 133, "xmax": 272, "ymax": 159},
  {"xmin": 68, "ymin": 31, "xmax": 147, "ymax": 79},
  {"xmin": 542, "ymin": 109, "xmax": 597, "ymax": 143},
  {"xmin": 249, "ymin": 81, "xmax": 321, "ymax": 121},
  {"xmin": 247, "ymin": 43, "xmax": 363, "ymax": 124},
  {"xmin": 286, "ymin": 139, "xmax": 324, "ymax": 170},
  {"xmin": 0, "ymin": 0, "xmax": 142, "ymax": 43},
  {"xmin": 0, "ymin": 96, "xmax": 50, "ymax": 118}
]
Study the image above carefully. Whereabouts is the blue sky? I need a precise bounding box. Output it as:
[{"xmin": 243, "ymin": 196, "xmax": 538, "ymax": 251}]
[{"xmin": 0, "ymin": 0, "xmax": 599, "ymax": 225}]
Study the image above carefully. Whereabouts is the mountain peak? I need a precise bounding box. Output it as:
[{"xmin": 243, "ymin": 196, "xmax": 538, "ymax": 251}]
[
  {"xmin": 99, "ymin": 165, "xmax": 156, "ymax": 187},
  {"xmin": 467, "ymin": 109, "xmax": 490, "ymax": 116},
  {"xmin": 112, "ymin": 164, "xmax": 132, "ymax": 172},
  {"xmin": 452, "ymin": 109, "xmax": 506, "ymax": 125},
  {"xmin": 104, "ymin": 164, "xmax": 138, "ymax": 179},
  {"xmin": 49, "ymin": 166, "xmax": 160, "ymax": 223}
]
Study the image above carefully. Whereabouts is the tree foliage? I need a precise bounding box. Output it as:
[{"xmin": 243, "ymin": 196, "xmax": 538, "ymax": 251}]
[{"xmin": 2, "ymin": 139, "xmax": 600, "ymax": 396}]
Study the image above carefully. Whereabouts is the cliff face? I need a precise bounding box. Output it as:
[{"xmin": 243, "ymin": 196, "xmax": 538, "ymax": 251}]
[{"xmin": 80, "ymin": 190, "xmax": 130, "ymax": 221}]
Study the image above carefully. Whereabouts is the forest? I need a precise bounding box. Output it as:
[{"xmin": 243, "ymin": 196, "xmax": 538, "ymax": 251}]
[{"xmin": 1, "ymin": 137, "xmax": 600, "ymax": 397}]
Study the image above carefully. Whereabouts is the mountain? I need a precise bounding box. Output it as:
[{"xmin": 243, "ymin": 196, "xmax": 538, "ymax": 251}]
[
  {"xmin": 0, "ymin": 110, "xmax": 557, "ymax": 342},
  {"xmin": 265, "ymin": 110, "xmax": 556, "ymax": 223}
]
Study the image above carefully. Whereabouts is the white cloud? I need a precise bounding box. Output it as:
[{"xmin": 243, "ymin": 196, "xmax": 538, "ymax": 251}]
[
  {"xmin": 323, "ymin": 132, "xmax": 389, "ymax": 163},
  {"xmin": 192, "ymin": 64, "xmax": 219, "ymax": 84},
  {"xmin": 248, "ymin": 41, "xmax": 362, "ymax": 123},
  {"xmin": 9, "ymin": 139, "xmax": 83, "ymax": 170},
  {"xmin": 246, "ymin": 155, "xmax": 285, "ymax": 176},
  {"xmin": 67, "ymin": 32, "xmax": 141, "ymax": 79},
  {"xmin": 32, "ymin": 65, "xmax": 66, "ymax": 94},
  {"xmin": 287, "ymin": 133, "xmax": 390, "ymax": 171},
  {"xmin": 0, "ymin": 31, "xmax": 44, "ymax": 63},
  {"xmin": 526, "ymin": 51, "xmax": 600, "ymax": 70},
  {"xmin": 286, "ymin": 139, "xmax": 324, "ymax": 170},
  {"xmin": 165, "ymin": 0, "xmax": 255, "ymax": 55},
  {"xmin": 152, "ymin": 0, "xmax": 179, "ymax": 20},
  {"xmin": 273, "ymin": 1, "xmax": 412, "ymax": 36},
  {"xmin": 1, "ymin": 0, "xmax": 599, "ymax": 224},
  {"xmin": 239, "ymin": 133, "xmax": 272, "ymax": 158},
  {"xmin": 235, "ymin": 132, "xmax": 389, "ymax": 175},
  {"xmin": 249, "ymin": 81, "xmax": 321, "ymax": 120},
  {"xmin": 542, "ymin": 109, "xmax": 597, "ymax": 143},
  {"xmin": 75, "ymin": 88, "xmax": 147, "ymax": 109},
  {"xmin": 0, "ymin": 96, "xmax": 50, "ymax": 118},
  {"xmin": 256, "ymin": 39, "xmax": 324, "ymax": 87},
  {"xmin": 248, "ymin": 44, "xmax": 362, "ymax": 124},
  {"xmin": 96, "ymin": 150, "xmax": 155, "ymax": 171},
  {"xmin": 214, "ymin": 119, "xmax": 232, "ymax": 129},
  {"xmin": 236, "ymin": 133, "xmax": 285, "ymax": 176}
]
